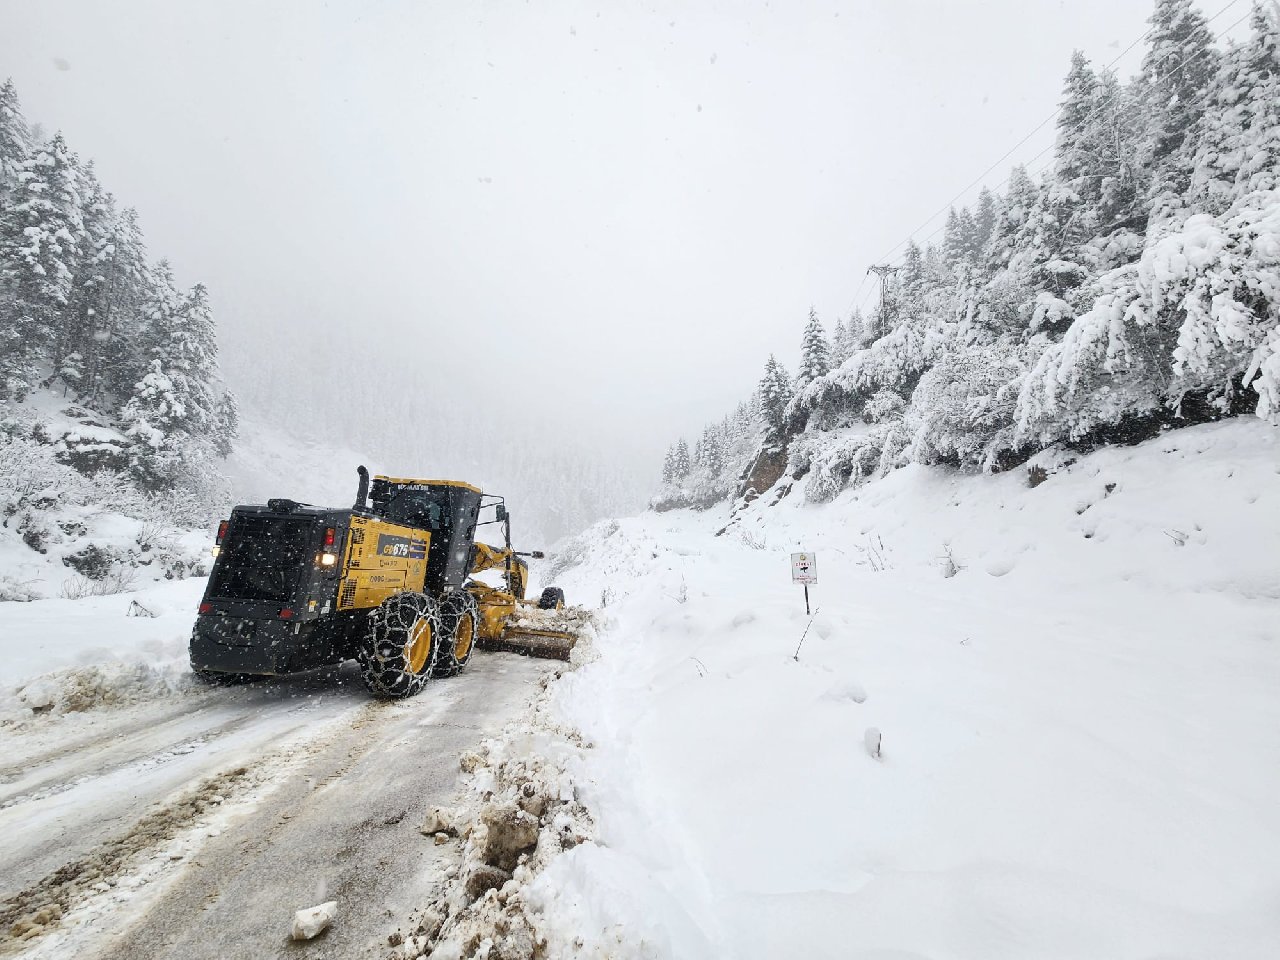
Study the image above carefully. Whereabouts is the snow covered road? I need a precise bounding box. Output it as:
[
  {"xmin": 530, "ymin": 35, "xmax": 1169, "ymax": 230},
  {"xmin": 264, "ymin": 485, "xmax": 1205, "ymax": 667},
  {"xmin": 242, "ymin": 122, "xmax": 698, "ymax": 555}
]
[{"xmin": 0, "ymin": 653, "xmax": 553, "ymax": 958}]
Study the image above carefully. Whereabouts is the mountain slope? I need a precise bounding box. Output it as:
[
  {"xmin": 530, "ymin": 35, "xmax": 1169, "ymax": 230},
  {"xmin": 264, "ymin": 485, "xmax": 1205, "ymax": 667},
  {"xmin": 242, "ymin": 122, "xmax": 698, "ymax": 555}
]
[{"xmin": 533, "ymin": 418, "xmax": 1280, "ymax": 959}]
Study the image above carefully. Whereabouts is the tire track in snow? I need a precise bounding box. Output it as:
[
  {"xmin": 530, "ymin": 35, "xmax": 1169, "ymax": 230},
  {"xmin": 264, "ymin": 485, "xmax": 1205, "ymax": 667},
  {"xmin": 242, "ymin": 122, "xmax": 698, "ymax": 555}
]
[
  {"xmin": 0, "ymin": 699, "xmax": 386, "ymax": 954},
  {"xmin": 0, "ymin": 686, "xmax": 339, "ymax": 813},
  {"xmin": 0, "ymin": 727, "xmax": 237, "ymax": 812},
  {"xmin": 56, "ymin": 655, "xmax": 551, "ymax": 960},
  {"xmin": 0, "ymin": 694, "xmax": 222, "ymax": 786},
  {"xmin": 0, "ymin": 667, "xmax": 355, "ymax": 788}
]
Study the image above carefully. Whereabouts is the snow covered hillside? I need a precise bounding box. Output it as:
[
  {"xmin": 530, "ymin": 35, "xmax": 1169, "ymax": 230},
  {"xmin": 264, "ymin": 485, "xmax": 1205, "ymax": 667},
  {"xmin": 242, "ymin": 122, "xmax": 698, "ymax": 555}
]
[
  {"xmin": 0, "ymin": 408, "xmax": 373, "ymax": 599},
  {"xmin": 536, "ymin": 418, "xmax": 1280, "ymax": 959},
  {"xmin": 656, "ymin": 4, "xmax": 1280, "ymax": 519},
  {"xmin": 0, "ymin": 392, "xmax": 217, "ymax": 605}
]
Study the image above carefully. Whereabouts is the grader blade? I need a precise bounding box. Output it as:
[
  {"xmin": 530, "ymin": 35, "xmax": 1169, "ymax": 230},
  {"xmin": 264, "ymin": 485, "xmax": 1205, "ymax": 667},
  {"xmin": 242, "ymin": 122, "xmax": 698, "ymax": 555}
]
[
  {"xmin": 474, "ymin": 603, "xmax": 592, "ymax": 661},
  {"xmin": 481, "ymin": 626, "xmax": 578, "ymax": 661}
]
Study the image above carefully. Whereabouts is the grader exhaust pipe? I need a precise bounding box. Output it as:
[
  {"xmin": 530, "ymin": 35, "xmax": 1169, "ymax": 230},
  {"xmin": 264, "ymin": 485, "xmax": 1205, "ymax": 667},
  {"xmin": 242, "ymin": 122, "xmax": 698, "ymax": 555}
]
[{"xmin": 354, "ymin": 465, "xmax": 370, "ymax": 510}]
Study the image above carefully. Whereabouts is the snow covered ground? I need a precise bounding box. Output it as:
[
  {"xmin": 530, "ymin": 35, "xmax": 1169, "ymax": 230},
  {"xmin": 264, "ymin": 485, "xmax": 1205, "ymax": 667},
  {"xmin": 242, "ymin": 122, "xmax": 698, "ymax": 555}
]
[
  {"xmin": 1, "ymin": 417, "xmax": 1275, "ymax": 958},
  {"xmin": 0, "ymin": 578, "xmax": 204, "ymax": 721},
  {"xmin": 533, "ymin": 419, "xmax": 1280, "ymax": 959}
]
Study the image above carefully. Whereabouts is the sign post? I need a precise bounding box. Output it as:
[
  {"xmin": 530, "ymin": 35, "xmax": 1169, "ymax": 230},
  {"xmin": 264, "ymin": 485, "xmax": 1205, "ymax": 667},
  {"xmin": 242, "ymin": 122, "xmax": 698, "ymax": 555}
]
[{"xmin": 790, "ymin": 551, "xmax": 818, "ymax": 614}]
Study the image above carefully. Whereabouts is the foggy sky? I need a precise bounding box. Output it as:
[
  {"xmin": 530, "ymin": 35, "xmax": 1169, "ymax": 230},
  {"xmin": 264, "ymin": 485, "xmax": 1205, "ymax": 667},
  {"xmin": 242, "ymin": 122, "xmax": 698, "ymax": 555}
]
[{"xmin": 1, "ymin": 0, "xmax": 1239, "ymax": 469}]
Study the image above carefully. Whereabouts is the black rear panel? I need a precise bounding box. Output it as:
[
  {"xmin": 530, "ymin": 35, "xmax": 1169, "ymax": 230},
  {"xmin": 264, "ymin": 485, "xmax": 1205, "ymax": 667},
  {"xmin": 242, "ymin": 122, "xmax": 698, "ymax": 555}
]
[{"xmin": 207, "ymin": 514, "xmax": 315, "ymax": 603}]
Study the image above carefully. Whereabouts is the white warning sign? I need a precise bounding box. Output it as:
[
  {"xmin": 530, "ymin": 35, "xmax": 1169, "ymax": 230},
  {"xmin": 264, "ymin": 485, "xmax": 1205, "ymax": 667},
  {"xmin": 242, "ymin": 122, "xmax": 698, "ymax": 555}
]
[{"xmin": 790, "ymin": 551, "xmax": 818, "ymax": 584}]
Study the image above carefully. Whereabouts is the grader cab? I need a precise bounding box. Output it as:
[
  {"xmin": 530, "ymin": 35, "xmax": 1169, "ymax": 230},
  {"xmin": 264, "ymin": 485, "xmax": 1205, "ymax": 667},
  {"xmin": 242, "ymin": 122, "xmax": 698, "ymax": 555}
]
[{"xmin": 189, "ymin": 467, "xmax": 580, "ymax": 697}]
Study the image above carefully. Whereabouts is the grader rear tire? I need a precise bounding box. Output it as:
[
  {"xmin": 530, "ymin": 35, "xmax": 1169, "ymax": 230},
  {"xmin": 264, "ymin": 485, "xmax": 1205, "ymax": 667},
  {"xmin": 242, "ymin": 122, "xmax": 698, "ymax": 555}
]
[
  {"xmin": 435, "ymin": 591, "xmax": 480, "ymax": 678},
  {"xmin": 358, "ymin": 592, "xmax": 441, "ymax": 698}
]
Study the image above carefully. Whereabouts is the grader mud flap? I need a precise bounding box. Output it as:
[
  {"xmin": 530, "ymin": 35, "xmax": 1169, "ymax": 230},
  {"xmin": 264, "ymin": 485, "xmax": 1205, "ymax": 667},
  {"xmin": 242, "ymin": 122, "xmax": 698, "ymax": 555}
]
[{"xmin": 477, "ymin": 626, "xmax": 577, "ymax": 661}]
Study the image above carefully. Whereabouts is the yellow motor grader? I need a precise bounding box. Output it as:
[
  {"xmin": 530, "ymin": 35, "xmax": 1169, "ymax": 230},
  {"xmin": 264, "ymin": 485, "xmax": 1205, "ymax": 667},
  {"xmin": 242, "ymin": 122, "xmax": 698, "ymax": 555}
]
[{"xmin": 189, "ymin": 467, "xmax": 579, "ymax": 697}]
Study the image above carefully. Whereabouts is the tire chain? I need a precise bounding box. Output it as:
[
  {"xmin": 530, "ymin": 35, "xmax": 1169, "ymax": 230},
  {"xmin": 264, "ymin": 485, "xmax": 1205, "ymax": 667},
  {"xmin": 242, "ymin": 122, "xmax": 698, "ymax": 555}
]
[
  {"xmin": 435, "ymin": 590, "xmax": 481, "ymax": 678},
  {"xmin": 358, "ymin": 592, "xmax": 441, "ymax": 698}
]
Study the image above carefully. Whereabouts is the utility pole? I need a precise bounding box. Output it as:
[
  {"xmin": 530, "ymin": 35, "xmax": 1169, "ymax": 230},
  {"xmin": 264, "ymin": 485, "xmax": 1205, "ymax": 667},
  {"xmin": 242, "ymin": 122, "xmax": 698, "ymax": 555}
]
[
  {"xmin": 866, "ymin": 263, "xmax": 899, "ymax": 296},
  {"xmin": 866, "ymin": 263, "xmax": 900, "ymax": 339}
]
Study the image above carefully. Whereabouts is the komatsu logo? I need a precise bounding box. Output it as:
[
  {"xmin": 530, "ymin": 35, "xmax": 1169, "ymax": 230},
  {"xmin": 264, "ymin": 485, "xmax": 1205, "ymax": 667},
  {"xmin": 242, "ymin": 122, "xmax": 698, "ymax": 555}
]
[{"xmin": 376, "ymin": 533, "xmax": 427, "ymax": 560}]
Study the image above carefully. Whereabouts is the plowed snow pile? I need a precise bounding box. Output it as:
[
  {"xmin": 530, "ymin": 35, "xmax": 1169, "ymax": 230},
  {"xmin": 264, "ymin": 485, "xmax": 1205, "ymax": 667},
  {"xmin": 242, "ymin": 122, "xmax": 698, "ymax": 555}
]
[
  {"xmin": 0, "ymin": 579, "xmax": 205, "ymax": 723},
  {"xmin": 540, "ymin": 419, "xmax": 1280, "ymax": 959}
]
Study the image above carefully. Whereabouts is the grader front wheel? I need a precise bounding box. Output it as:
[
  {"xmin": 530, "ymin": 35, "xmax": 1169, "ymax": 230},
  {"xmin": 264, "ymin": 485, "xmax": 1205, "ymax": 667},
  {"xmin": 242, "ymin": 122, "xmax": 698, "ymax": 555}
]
[
  {"xmin": 537, "ymin": 586, "xmax": 565, "ymax": 610},
  {"xmin": 359, "ymin": 593, "xmax": 441, "ymax": 698}
]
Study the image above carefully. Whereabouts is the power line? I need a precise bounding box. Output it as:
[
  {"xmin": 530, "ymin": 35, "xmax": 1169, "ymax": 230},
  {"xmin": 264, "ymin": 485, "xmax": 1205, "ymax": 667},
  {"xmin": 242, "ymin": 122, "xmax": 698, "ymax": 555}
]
[
  {"xmin": 894, "ymin": 3, "xmax": 1252, "ymax": 269},
  {"xmin": 865, "ymin": 0, "xmax": 1246, "ymax": 269},
  {"xmin": 841, "ymin": 272, "xmax": 872, "ymax": 321}
]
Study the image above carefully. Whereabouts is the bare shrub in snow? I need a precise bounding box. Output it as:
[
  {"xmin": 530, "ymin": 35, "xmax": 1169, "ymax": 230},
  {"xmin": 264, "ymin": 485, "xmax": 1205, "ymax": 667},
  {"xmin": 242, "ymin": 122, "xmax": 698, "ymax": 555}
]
[
  {"xmin": 938, "ymin": 543, "xmax": 964, "ymax": 578},
  {"xmin": 58, "ymin": 575, "xmax": 95, "ymax": 600},
  {"xmin": 544, "ymin": 519, "xmax": 619, "ymax": 583},
  {"xmin": 855, "ymin": 534, "xmax": 891, "ymax": 572},
  {"xmin": 134, "ymin": 519, "xmax": 168, "ymax": 553},
  {"xmin": 59, "ymin": 567, "xmax": 137, "ymax": 599},
  {"xmin": 62, "ymin": 543, "xmax": 120, "ymax": 580}
]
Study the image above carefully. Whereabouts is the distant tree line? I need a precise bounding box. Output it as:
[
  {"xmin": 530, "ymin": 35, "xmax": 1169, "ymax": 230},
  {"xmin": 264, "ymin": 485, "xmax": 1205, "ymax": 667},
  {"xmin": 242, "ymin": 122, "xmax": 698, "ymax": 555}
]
[
  {"xmin": 658, "ymin": 0, "xmax": 1280, "ymax": 507},
  {"xmin": 0, "ymin": 78, "xmax": 236, "ymax": 491}
]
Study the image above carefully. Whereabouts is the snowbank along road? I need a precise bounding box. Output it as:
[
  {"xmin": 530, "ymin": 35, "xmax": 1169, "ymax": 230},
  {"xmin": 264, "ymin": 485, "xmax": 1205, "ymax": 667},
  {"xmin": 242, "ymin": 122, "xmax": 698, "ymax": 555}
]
[{"xmin": 0, "ymin": 652, "xmax": 553, "ymax": 958}]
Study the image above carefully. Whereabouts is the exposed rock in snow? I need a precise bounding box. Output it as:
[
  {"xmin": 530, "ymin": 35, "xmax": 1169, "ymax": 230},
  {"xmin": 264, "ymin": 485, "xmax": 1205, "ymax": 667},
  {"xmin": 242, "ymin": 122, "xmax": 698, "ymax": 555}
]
[
  {"xmin": 291, "ymin": 900, "xmax": 337, "ymax": 940},
  {"xmin": 479, "ymin": 803, "xmax": 541, "ymax": 872},
  {"xmin": 462, "ymin": 863, "xmax": 511, "ymax": 901},
  {"xmin": 420, "ymin": 806, "xmax": 457, "ymax": 838}
]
